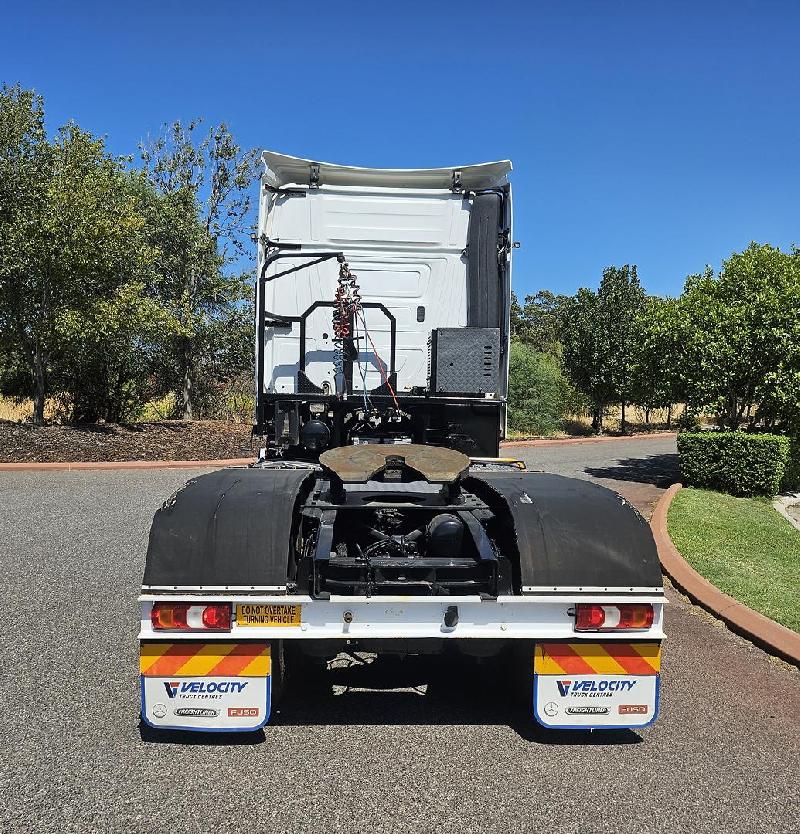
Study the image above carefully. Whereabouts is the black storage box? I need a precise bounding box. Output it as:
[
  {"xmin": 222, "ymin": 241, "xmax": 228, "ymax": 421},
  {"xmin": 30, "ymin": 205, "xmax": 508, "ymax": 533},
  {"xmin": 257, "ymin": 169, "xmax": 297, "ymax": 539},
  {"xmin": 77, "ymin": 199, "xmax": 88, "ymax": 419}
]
[{"xmin": 428, "ymin": 327, "xmax": 501, "ymax": 395}]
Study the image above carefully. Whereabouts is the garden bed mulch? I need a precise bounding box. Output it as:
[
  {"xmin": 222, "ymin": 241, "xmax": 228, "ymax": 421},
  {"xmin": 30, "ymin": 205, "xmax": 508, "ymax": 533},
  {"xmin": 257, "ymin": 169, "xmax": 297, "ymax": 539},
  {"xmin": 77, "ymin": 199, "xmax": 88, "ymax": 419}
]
[{"xmin": 0, "ymin": 420, "xmax": 256, "ymax": 463}]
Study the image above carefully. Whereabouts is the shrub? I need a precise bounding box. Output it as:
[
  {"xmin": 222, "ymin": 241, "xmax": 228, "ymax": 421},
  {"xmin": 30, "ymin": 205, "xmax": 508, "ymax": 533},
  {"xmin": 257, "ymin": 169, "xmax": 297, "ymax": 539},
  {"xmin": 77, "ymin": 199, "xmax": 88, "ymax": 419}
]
[
  {"xmin": 507, "ymin": 342, "xmax": 575, "ymax": 436},
  {"xmin": 782, "ymin": 434, "xmax": 800, "ymax": 491},
  {"xmin": 677, "ymin": 432, "xmax": 790, "ymax": 497},
  {"xmin": 675, "ymin": 410, "xmax": 701, "ymax": 432}
]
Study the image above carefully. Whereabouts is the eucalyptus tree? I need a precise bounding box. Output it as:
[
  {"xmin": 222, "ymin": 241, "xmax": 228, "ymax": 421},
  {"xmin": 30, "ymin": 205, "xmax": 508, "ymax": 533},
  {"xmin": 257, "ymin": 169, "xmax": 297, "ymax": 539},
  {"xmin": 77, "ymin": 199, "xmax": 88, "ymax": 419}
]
[{"xmin": 140, "ymin": 120, "xmax": 259, "ymax": 418}]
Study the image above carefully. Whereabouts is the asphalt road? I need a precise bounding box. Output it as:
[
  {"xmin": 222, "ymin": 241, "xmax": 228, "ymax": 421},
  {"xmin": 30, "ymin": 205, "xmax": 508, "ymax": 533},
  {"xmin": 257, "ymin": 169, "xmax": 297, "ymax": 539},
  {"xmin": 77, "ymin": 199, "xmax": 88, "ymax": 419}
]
[
  {"xmin": 2, "ymin": 438, "xmax": 799, "ymax": 834},
  {"xmin": 507, "ymin": 434, "xmax": 682, "ymax": 517}
]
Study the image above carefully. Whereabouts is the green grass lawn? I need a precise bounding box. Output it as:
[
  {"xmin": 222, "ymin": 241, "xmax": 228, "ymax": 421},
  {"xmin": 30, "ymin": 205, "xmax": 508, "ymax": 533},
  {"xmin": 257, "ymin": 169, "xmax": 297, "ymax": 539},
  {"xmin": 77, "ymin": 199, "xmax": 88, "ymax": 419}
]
[{"xmin": 668, "ymin": 488, "xmax": 800, "ymax": 632}]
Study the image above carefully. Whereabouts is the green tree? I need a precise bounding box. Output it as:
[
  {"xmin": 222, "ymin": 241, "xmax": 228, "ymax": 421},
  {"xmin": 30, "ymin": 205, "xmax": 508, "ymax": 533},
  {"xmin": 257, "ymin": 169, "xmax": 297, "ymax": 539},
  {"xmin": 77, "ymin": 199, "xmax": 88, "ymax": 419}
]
[
  {"xmin": 510, "ymin": 289, "xmax": 569, "ymax": 353},
  {"xmin": 510, "ymin": 290, "xmax": 526, "ymax": 340},
  {"xmin": 562, "ymin": 288, "xmax": 612, "ymax": 432},
  {"xmin": 676, "ymin": 244, "xmax": 800, "ymax": 430},
  {"xmin": 0, "ymin": 86, "xmax": 155, "ymax": 423},
  {"xmin": 0, "ymin": 85, "xmax": 51, "ymax": 421},
  {"xmin": 630, "ymin": 296, "xmax": 684, "ymax": 425},
  {"xmin": 55, "ymin": 275, "xmax": 174, "ymax": 422},
  {"xmin": 599, "ymin": 265, "xmax": 646, "ymax": 432},
  {"xmin": 140, "ymin": 120, "xmax": 259, "ymax": 418},
  {"xmin": 561, "ymin": 265, "xmax": 645, "ymax": 433}
]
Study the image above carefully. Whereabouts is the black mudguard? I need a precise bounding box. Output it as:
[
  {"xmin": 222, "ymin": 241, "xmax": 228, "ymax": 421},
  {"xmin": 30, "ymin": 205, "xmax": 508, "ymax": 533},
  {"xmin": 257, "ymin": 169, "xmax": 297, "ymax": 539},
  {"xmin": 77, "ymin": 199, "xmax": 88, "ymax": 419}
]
[
  {"xmin": 467, "ymin": 471, "xmax": 663, "ymax": 589},
  {"xmin": 143, "ymin": 467, "xmax": 313, "ymax": 587}
]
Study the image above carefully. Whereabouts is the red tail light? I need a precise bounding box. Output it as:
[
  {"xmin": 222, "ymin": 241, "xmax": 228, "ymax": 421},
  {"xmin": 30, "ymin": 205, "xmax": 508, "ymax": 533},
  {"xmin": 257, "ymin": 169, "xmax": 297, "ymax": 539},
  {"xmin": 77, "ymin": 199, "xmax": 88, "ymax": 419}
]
[
  {"xmin": 575, "ymin": 603, "xmax": 654, "ymax": 632},
  {"xmin": 575, "ymin": 603, "xmax": 607, "ymax": 630},
  {"xmin": 201, "ymin": 603, "xmax": 231, "ymax": 630},
  {"xmin": 151, "ymin": 602, "xmax": 232, "ymax": 631}
]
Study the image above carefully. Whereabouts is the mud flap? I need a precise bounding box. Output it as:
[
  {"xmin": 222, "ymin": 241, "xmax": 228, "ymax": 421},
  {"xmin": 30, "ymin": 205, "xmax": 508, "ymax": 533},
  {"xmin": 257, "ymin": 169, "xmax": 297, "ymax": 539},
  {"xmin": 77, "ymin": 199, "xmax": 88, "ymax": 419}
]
[
  {"xmin": 140, "ymin": 642, "xmax": 271, "ymax": 732},
  {"xmin": 533, "ymin": 642, "xmax": 660, "ymax": 730}
]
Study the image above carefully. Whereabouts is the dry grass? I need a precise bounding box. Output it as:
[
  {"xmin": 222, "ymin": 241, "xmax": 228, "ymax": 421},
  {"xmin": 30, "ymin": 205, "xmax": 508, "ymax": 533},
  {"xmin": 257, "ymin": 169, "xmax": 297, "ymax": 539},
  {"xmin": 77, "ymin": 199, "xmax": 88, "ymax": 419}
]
[
  {"xmin": 0, "ymin": 397, "xmax": 63, "ymax": 422},
  {"xmin": 0, "ymin": 398, "xmax": 28, "ymax": 422}
]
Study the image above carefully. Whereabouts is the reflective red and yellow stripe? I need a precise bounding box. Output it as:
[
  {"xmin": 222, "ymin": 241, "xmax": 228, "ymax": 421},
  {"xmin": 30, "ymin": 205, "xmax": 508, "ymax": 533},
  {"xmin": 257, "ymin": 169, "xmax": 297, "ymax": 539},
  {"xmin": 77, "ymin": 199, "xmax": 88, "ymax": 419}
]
[
  {"xmin": 534, "ymin": 642, "xmax": 660, "ymax": 676},
  {"xmin": 140, "ymin": 642, "xmax": 271, "ymax": 677}
]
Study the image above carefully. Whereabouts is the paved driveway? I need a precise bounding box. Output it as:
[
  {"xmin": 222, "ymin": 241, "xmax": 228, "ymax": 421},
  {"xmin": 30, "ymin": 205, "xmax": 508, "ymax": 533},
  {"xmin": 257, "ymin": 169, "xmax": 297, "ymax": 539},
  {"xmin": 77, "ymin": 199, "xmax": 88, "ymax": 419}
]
[
  {"xmin": 505, "ymin": 434, "xmax": 681, "ymax": 516},
  {"xmin": 1, "ymin": 444, "xmax": 798, "ymax": 834}
]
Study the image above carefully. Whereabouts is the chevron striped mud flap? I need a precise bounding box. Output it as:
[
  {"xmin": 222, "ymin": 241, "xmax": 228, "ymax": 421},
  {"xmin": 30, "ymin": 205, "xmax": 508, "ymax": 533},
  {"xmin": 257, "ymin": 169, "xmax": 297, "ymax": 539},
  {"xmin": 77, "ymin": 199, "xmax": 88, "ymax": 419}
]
[
  {"xmin": 140, "ymin": 642, "xmax": 271, "ymax": 732},
  {"xmin": 533, "ymin": 642, "xmax": 661, "ymax": 730}
]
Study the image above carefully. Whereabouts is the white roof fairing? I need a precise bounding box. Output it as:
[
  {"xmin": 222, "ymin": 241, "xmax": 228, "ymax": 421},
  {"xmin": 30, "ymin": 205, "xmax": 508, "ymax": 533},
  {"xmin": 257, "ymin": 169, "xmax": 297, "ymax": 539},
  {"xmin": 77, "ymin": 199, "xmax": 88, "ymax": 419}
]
[{"xmin": 261, "ymin": 150, "xmax": 512, "ymax": 191}]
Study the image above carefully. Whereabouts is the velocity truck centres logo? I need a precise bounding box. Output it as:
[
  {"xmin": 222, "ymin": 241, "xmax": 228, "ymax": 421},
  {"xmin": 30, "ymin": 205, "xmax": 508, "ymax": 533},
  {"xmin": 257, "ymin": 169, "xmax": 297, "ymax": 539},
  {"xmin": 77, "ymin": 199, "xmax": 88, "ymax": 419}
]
[
  {"xmin": 556, "ymin": 679, "xmax": 637, "ymax": 697},
  {"xmin": 164, "ymin": 680, "xmax": 249, "ymax": 699}
]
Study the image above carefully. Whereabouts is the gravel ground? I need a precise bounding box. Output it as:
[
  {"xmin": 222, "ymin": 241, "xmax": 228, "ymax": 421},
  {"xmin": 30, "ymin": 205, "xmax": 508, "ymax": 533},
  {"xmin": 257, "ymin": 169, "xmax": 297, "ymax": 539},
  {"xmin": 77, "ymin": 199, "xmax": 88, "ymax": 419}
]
[{"xmin": 2, "ymin": 444, "xmax": 799, "ymax": 834}]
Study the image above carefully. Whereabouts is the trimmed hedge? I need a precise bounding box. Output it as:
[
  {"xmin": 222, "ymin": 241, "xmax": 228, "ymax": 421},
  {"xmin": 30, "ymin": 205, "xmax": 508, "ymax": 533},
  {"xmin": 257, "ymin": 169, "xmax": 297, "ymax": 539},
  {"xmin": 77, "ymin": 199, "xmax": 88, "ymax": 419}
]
[
  {"xmin": 677, "ymin": 432, "xmax": 790, "ymax": 497},
  {"xmin": 783, "ymin": 435, "xmax": 800, "ymax": 491}
]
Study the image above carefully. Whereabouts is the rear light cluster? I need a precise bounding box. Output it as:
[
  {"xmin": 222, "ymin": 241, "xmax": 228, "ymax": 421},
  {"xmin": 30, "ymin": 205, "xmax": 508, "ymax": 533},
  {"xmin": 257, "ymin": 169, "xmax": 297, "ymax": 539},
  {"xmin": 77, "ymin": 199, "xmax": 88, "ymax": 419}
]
[
  {"xmin": 574, "ymin": 603, "xmax": 654, "ymax": 632},
  {"xmin": 151, "ymin": 602, "xmax": 232, "ymax": 631}
]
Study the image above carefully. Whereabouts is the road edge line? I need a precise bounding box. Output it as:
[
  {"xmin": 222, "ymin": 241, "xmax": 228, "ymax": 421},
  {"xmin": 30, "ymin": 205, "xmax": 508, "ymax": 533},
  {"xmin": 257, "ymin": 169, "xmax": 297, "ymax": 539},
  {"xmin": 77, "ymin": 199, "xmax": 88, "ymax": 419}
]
[{"xmin": 651, "ymin": 483, "xmax": 800, "ymax": 667}]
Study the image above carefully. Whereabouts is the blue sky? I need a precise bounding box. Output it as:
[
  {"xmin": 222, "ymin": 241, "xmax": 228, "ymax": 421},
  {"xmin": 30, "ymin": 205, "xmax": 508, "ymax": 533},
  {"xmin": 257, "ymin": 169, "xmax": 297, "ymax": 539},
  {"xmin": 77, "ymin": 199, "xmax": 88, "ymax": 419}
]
[{"xmin": 3, "ymin": 1, "xmax": 798, "ymax": 298}]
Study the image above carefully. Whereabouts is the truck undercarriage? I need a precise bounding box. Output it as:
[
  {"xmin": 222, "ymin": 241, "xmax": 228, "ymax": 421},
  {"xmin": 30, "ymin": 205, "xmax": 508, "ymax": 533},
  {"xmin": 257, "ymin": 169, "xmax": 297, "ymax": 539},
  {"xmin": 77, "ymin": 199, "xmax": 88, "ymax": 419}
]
[{"xmin": 139, "ymin": 152, "xmax": 665, "ymax": 735}]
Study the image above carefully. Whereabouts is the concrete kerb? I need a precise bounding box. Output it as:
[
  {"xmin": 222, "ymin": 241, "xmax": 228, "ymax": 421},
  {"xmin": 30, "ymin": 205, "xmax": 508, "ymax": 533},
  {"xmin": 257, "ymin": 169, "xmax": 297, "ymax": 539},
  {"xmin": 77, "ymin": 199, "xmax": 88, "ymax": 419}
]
[
  {"xmin": 651, "ymin": 483, "xmax": 800, "ymax": 667},
  {"xmin": 773, "ymin": 492, "xmax": 800, "ymax": 533}
]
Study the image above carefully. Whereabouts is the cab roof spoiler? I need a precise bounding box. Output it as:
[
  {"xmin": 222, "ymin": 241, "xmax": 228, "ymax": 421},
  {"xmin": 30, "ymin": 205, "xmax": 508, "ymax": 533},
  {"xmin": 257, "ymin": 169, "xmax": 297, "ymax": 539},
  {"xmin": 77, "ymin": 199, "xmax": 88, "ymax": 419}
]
[{"xmin": 261, "ymin": 150, "xmax": 512, "ymax": 191}]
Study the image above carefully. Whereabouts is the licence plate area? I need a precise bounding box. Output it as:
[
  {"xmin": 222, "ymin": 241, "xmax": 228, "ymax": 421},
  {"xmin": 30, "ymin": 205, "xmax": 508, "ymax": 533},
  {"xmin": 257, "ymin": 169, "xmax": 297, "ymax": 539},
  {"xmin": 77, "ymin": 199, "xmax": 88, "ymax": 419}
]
[
  {"xmin": 237, "ymin": 603, "xmax": 301, "ymax": 627},
  {"xmin": 533, "ymin": 641, "xmax": 660, "ymax": 730},
  {"xmin": 140, "ymin": 641, "xmax": 271, "ymax": 732}
]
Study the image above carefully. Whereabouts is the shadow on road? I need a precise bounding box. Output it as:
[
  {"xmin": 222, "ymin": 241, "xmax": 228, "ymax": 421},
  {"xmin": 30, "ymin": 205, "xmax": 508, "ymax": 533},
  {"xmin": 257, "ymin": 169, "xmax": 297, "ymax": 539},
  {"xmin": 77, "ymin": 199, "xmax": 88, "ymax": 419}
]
[
  {"xmin": 139, "ymin": 655, "xmax": 643, "ymax": 746},
  {"xmin": 139, "ymin": 721, "xmax": 267, "ymax": 745},
  {"xmin": 274, "ymin": 690, "xmax": 642, "ymax": 747},
  {"xmin": 585, "ymin": 453, "xmax": 680, "ymax": 488}
]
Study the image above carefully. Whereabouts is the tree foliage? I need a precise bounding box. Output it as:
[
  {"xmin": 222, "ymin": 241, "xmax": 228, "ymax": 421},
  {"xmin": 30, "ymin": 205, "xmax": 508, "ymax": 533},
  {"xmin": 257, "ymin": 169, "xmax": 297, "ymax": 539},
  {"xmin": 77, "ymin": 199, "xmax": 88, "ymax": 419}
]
[
  {"xmin": 0, "ymin": 85, "xmax": 158, "ymax": 422},
  {"xmin": 0, "ymin": 85, "xmax": 51, "ymax": 421},
  {"xmin": 514, "ymin": 246, "xmax": 798, "ymax": 438},
  {"xmin": 630, "ymin": 296, "xmax": 684, "ymax": 423},
  {"xmin": 674, "ymin": 244, "xmax": 800, "ymax": 430},
  {"xmin": 560, "ymin": 265, "xmax": 645, "ymax": 431},
  {"xmin": 0, "ymin": 87, "xmax": 258, "ymax": 423},
  {"xmin": 139, "ymin": 119, "xmax": 259, "ymax": 419},
  {"xmin": 510, "ymin": 289, "xmax": 568, "ymax": 353}
]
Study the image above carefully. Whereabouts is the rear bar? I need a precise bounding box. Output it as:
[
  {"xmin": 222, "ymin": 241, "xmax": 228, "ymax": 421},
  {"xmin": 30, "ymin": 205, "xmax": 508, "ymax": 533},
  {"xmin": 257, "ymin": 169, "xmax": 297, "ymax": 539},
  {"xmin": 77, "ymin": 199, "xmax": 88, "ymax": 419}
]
[{"xmin": 139, "ymin": 594, "xmax": 665, "ymax": 642}]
